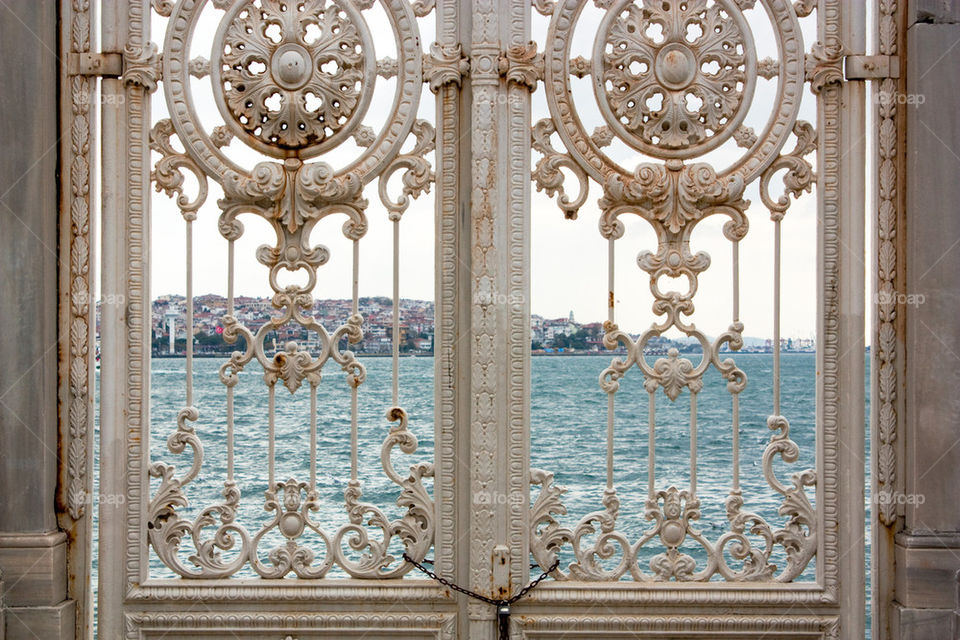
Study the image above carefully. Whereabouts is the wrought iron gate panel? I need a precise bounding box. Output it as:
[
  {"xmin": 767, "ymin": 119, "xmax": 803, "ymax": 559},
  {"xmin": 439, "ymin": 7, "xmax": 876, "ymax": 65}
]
[
  {"xmin": 99, "ymin": 0, "xmax": 461, "ymax": 636},
  {"xmin": 512, "ymin": 0, "xmax": 864, "ymax": 637},
  {"xmin": 527, "ymin": 0, "xmax": 819, "ymax": 583},
  {"xmin": 93, "ymin": 0, "xmax": 865, "ymax": 637},
  {"xmin": 147, "ymin": 0, "xmax": 437, "ymax": 582}
]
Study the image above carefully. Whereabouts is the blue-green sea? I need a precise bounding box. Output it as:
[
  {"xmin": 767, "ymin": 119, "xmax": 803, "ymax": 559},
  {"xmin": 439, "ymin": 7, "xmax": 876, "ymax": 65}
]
[{"xmin": 94, "ymin": 353, "xmax": 871, "ymax": 632}]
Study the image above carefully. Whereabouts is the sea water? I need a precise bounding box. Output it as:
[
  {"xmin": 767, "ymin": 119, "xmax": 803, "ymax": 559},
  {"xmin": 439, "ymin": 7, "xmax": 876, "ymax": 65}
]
[{"xmin": 93, "ymin": 353, "xmax": 871, "ymax": 632}]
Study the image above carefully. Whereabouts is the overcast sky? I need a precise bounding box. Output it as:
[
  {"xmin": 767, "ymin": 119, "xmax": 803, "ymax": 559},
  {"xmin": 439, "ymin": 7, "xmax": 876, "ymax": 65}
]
[{"xmin": 147, "ymin": 2, "xmax": 870, "ymax": 340}]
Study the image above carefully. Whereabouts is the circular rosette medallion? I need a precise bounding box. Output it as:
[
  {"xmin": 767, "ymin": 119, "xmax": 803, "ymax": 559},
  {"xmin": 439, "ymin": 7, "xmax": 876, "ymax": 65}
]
[
  {"xmin": 212, "ymin": 0, "xmax": 376, "ymax": 158},
  {"xmin": 592, "ymin": 0, "xmax": 757, "ymax": 159}
]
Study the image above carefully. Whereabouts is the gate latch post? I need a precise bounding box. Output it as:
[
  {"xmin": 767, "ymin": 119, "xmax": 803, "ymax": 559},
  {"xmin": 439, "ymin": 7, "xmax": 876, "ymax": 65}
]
[{"xmin": 492, "ymin": 545, "xmax": 510, "ymax": 600}]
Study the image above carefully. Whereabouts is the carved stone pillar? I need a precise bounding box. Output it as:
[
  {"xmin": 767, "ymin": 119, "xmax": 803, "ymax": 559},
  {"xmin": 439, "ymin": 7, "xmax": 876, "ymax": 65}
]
[
  {"xmin": 894, "ymin": 2, "xmax": 960, "ymax": 638},
  {"xmin": 0, "ymin": 3, "xmax": 75, "ymax": 639}
]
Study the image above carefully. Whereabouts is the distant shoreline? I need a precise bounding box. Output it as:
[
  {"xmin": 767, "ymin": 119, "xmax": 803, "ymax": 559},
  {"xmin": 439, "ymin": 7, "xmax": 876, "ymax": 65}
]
[{"xmin": 150, "ymin": 350, "xmax": 821, "ymax": 359}]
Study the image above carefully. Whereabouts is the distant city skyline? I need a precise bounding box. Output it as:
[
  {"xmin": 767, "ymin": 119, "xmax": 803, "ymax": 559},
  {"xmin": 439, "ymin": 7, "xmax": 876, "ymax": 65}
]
[{"xmin": 142, "ymin": 293, "xmax": 818, "ymax": 350}]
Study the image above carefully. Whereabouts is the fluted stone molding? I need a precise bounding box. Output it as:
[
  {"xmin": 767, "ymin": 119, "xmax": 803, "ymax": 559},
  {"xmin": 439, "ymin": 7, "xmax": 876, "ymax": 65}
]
[
  {"xmin": 0, "ymin": 2, "xmax": 76, "ymax": 638},
  {"xmin": 57, "ymin": 1, "xmax": 98, "ymax": 638},
  {"xmin": 431, "ymin": 1, "xmax": 472, "ymax": 637},
  {"xmin": 872, "ymin": 1, "xmax": 906, "ymax": 638}
]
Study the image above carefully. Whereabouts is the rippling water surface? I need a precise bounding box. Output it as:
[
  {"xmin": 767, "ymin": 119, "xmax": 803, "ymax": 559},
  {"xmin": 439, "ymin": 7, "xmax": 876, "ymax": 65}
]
[{"xmin": 94, "ymin": 353, "xmax": 870, "ymax": 632}]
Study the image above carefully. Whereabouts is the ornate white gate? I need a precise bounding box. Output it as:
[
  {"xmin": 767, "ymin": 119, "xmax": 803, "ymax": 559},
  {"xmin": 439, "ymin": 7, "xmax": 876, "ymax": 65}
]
[{"xmin": 90, "ymin": 0, "xmax": 866, "ymax": 637}]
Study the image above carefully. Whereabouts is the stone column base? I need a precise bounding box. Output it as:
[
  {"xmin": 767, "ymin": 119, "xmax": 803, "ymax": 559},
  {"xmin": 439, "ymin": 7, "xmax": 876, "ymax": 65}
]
[
  {"xmin": 891, "ymin": 533, "xmax": 960, "ymax": 640},
  {"xmin": 891, "ymin": 604, "xmax": 956, "ymax": 640},
  {"xmin": 0, "ymin": 532, "xmax": 74, "ymax": 640},
  {"xmin": 3, "ymin": 601, "xmax": 75, "ymax": 640}
]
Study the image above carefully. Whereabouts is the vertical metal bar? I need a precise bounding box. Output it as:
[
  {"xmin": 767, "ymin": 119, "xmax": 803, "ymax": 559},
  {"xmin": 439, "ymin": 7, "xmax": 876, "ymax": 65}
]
[
  {"xmin": 226, "ymin": 387, "xmax": 234, "ymax": 482},
  {"xmin": 606, "ymin": 393, "xmax": 615, "ymax": 490},
  {"xmin": 608, "ymin": 237, "xmax": 615, "ymax": 325},
  {"xmin": 310, "ymin": 383, "xmax": 318, "ymax": 488},
  {"xmin": 773, "ymin": 220, "xmax": 781, "ymax": 416},
  {"xmin": 732, "ymin": 394, "xmax": 740, "ymax": 493},
  {"xmin": 268, "ymin": 384, "xmax": 276, "ymax": 488},
  {"xmin": 185, "ymin": 218, "xmax": 194, "ymax": 406},
  {"xmin": 872, "ymin": 0, "xmax": 905, "ymax": 635},
  {"xmin": 101, "ymin": 1, "xmax": 156, "ymax": 627},
  {"xmin": 392, "ymin": 219, "xmax": 400, "ymax": 406},
  {"xmin": 731, "ymin": 240, "xmax": 740, "ymax": 493},
  {"xmin": 353, "ymin": 239, "xmax": 360, "ymax": 315},
  {"xmin": 833, "ymin": 2, "xmax": 866, "ymax": 633},
  {"xmin": 98, "ymin": 1, "xmax": 145, "ymax": 630},
  {"xmin": 350, "ymin": 385, "xmax": 359, "ymax": 483},
  {"xmin": 226, "ymin": 240, "xmax": 234, "ymax": 481},
  {"xmin": 732, "ymin": 240, "xmax": 740, "ymax": 323},
  {"xmin": 648, "ymin": 390, "xmax": 656, "ymax": 498},
  {"xmin": 606, "ymin": 237, "xmax": 616, "ymax": 490},
  {"xmin": 227, "ymin": 241, "xmax": 234, "ymax": 310},
  {"xmin": 689, "ymin": 391, "xmax": 697, "ymax": 496},
  {"xmin": 432, "ymin": 0, "xmax": 470, "ymax": 608},
  {"xmin": 58, "ymin": 0, "xmax": 98, "ymax": 633},
  {"xmin": 351, "ymin": 238, "xmax": 360, "ymax": 483}
]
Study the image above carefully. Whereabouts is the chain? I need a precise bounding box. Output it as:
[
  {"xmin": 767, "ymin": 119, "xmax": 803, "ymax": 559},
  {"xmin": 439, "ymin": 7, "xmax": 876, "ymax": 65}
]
[
  {"xmin": 403, "ymin": 553, "xmax": 560, "ymax": 640},
  {"xmin": 506, "ymin": 558, "xmax": 557, "ymax": 601}
]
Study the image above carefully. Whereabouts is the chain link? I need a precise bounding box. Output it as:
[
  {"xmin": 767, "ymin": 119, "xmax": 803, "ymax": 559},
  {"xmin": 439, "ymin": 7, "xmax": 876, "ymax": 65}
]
[{"xmin": 403, "ymin": 553, "xmax": 560, "ymax": 640}]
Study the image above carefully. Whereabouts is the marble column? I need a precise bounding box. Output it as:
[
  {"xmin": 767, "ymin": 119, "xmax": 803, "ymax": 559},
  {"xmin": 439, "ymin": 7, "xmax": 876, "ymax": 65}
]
[
  {"xmin": 895, "ymin": 2, "xmax": 960, "ymax": 638},
  {"xmin": 0, "ymin": 2, "xmax": 75, "ymax": 639}
]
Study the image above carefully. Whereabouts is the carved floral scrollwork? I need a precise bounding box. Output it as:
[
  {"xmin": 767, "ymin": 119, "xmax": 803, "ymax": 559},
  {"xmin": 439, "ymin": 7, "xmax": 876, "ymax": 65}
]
[
  {"xmin": 150, "ymin": 119, "xmax": 209, "ymax": 219},
  {"xmin": 600, "ymin": 160, "xmax": 748, "ymax": 236},
  {"xmin": 530, "ymin": 415, "xmax": 816, "ymax": 582},
  {"xmin": 423, "ymin": 42, "xmax": 469, "ymax": 93},
  {"xmin": 499, "ymin": 42, "xmax": 542, "ymax": 91},
  {"xmin": 216, "ymin": 0, "xmax": 370, "ymax": 151},
  {"xmin": 124, "ymin": 41, "xmax": 162, "ymax": 92},
  {"xmin": 875, "ymin": 0, "xmax": 901, "ymax": 527},
  {"xmin": 531, "ymin": 118, "xmax": 590, "ymax": 219},
  {"xmin": 378, "ymin": 120, "xmax": 436, "ymax": 220},
  {"xmin": 530, "ymin": 150, "xmax": 817, "ymax": 579},
  {"xmin": 805, "ymin": 41, "xmax": 844, "ymax": 95},
  {"xmin": 151, "ymin": 0, "xmax": 175, "ymax": 17},
  {"xmin": 148, "ymin": 407, "xmax": 249, "ymax": 579},
  {"xmin": 759, "ymin": 120, "xmax": 817, "ymax": 219},
  {"xmin": 148, "ymin": 402, "xmax": 434, "ymax": 578},
  {"xmin": 595, "ymin": 0, "xmax": 756, "ymax": 157},
  {"xmin": 410, "ymin": 0, "xmax": 435, "ymax": 17},
  {"xmin": 792, "ymin": 0, "xmax": 816, "ymax": 17},
  {"xmin": 532, "ymin": 0, "xmax": 557, "ymax": 17}
]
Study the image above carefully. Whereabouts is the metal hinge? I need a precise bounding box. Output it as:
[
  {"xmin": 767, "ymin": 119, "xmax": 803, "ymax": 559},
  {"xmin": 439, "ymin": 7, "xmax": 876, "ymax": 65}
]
[
  {"xmin": 844, "ymin": 55, "xmax": 900, "ymax": 80},
  {"xmin": 69, "ymin": 52, "xmax": 123, "ymax": 78}
]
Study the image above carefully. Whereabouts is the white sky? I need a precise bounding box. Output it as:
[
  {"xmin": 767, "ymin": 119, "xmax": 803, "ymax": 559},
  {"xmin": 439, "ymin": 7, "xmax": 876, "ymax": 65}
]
[{"xmin": 147, "ymin": 2, "xmax": 871, "ymax": 340}]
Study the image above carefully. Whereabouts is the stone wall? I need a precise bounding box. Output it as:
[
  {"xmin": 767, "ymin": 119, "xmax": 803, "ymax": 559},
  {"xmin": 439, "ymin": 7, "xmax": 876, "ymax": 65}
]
[
  {"xmin": 893, "ymin": 2, "xmax": 960, "ymax": 638},
  {"xmin": 0, "ymin": 2, "xmax": 75, "ymax": 638}
]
